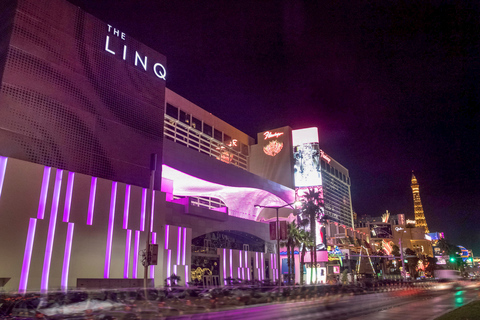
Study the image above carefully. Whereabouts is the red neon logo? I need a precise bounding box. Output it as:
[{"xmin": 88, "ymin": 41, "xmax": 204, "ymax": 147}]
[
  {"xmin": 320, "ymin": 150, "xmax": 331, "ymax": 163},
  {"xmin": 264, "ymin": 131, "xmax": 284, "ymax": 140}
]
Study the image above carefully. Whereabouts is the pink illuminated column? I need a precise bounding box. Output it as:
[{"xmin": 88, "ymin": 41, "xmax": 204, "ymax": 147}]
[
  {"xmin": 182, "ymin": 227, "xmax": 187, "ymax": 265},
  {"xmin": 166, "ymin": 250, "xmax": 172, "ymax": 285},
  {"xmin": 41, "ymin": 169, "xmax": 63, "ymax": 292},
  {"xmin": 124, "ymin": 230, "xmax": 132, "ymax": 278},
  {"xmin": 63, "ymin": 172, "xmax": 75, "ymax": 222},
  {"xmin": 87, "ymin": 177, "xmax": 97, "ymax": 225},
  {"xmin": 133, "ymin": 230, "xmax": 140, "ymax": 278},
  {"xmin": 229, "ymin": 249, "xmax": 233, "ymax": 278},
  {"xmin": 123, "ymin": 185, "xmax": 131, "ymax": 229},
  {"xmin": 164, "ymin": 225, "xmax": 170, "ymax": 250},
  {"xmin": 223, "ymin": 248, "xmax": 226, "ymax": 285},
  {"xmin": 19, "ymin": 218, "xmax": 37, "ymax": 293},
  {"xmin": 104, "ymin": 182, "xmax": 118, "ymax": 278},
  {"xmin": 37, "ymin": 166, "xmax": 52, "ymax": 220},
  {"xmin": 140, "ymin": 188, "xmax": 146, "ymax": 231},
  {"xmin": 177, "ymin": 227, "xmax": 182, "ymax": 265},
  {"xmin": 0, "ymin": 156, "xmax": 7, "ymax": 202},
  {"xmin": 61, "ymin": 223, "xmax": 75, "ymax": 291},
  {"xmin": 261, "ymin": 253, "xmax": 264, "ymax": 280},
  {"xmin": 149, "ymin": 232, "xmax": 156, "ymax": 278}
]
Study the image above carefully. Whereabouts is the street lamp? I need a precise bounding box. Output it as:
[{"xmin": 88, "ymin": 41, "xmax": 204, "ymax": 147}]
[{"xmin": 254, "ymin": 201, "xmax": 301, "ymax": 287}]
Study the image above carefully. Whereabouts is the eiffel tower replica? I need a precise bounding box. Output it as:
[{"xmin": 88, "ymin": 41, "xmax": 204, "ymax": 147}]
[{"xmin": 411, "ymin": 172, "xmax": 429, "ymax": 233}]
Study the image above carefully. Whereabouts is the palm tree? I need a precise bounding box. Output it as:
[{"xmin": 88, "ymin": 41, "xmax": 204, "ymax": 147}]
[
  {"xmin": 287, "ymin": 221, "xmax": 302, "ymax": 284},
  {"xmin": 301, "ymin": 187, "xmax": 323, "ymax": 283},
  {"xmin": 298, "ymin": 229, "xmax": 314, "ymax": 285}
]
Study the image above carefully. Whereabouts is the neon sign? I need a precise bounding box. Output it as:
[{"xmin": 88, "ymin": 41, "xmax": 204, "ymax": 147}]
[
  {"xmin": 395, "ymin": 227, "xmax": 404, "ymax": 232},
  {"xmin": 320, "ymin": 150, "xmax": 331, "ymax": 163},
  {"xmin": 263, "ymin": 140, "xmax": 283, "ymax": 156},
  {"xmin": 406, "ymin": 219, "xmax": 416, "ymax": 225},
  {"xmin": 104, "ymin": 25, "xmax": 166, "ymax": 80},
  {"xmin": 264, "ymin": 131, "xmax": 284, "ymax": 140}
]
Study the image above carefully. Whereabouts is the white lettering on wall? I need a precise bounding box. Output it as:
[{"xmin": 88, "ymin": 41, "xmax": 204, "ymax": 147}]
[{"xmin": 104, "ymin": 24, "xmax": 167, "ymax": 81}]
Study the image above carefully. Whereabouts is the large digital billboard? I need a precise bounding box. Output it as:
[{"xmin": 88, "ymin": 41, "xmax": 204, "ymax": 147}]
[
  {"xmin": 0, "ymin": 0, "xmax": 166, "ymax": 189},
  {"xmin": 369, "ymin": 223, "xmax": 393, "ymax": 239}
]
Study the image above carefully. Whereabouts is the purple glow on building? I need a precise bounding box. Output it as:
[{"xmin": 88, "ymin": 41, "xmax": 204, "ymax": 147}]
[
  {"xmin": 124, "ymin": 229, "xmax": 132, "ymax": 278},
  {"xmin": 150, "ymin": 191, "xmax": 155, "ymax": 232},
  {"xmin": 182, "ymin": 227, "xmax": 186, "ymax": 265},
  {"xmin": 87, "ymin": 177, "xmax": 97, "ymax": 225},
  {"xmin": 247, "ymin": 268, "xmax": 250, "ymax": 281},
  {"xmin": 150, "ymin": 232, "xmax": 156, "ymax": 278},
  {"xmin": 223, "ymin": 248, "xmax": 226, "ymax": 285},
  {"xmin": 123, "ymin": 185, "xmax": 131, "ymax": 229},
  {"xmin": 229, "ymin": 249, "xmax": 233, "ymax": 278},
  {"xmin": 41, "ymin": 169, "xmax": 63, "ymax": 292},
  {"xmin": 185, "ymin": 265, "xmax": 189, "ymax": 286},
  {"xmin": 61, "ymin": 222, "xmax": 74, "ymax": 291},
  {"xmin": 245, "ymin": 251, "xmax": 248, "ymax": 268},
  {"xmin": 167, "ymin": 249, "xmax": 171, "ymax": 285},
  {"xmin": 177, "ymin": 227, "xmax": 181, "ymax": 265},
  {"xmin": 37, "ymin": 166, "xmax": 51, "ymax": 219},
  {"xmin": 239, "ymin": 250, "xmax": 242, "ymax": 273},
  {"xmin": 0, "ymin": 156, "xmax": 7, "ymax": 201},
  {"xmin": 237, "ymin": 267, "xmax": 240, "ymax": 279},
  {"xmin": 165, "ymin": 225, "xmax": 170, "ymax": 249},
  {"xmin": 63, "ymin": 172, "xmax": 75, "ymax": 222},
  {"xmin": 104, "ymin": 182, "xmax": 118, "ymax": 278},
  {"xmin": 133, "ymin": 230, "xmax": 140, "ymax": 278},
  {"xmin": 19, "ymin": 218, "xmax": 37, "ymax": 293},
  {"xmin": 140, "ymin": 188, "xmax": 146, "ymax": 231},
  {"xmin": 255, "ymin": 252, "xmax": 258, "ymax": 268}
]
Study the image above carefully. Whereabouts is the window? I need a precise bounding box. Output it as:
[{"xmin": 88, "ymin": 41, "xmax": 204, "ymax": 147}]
[
  {"xmin": 321, "ymin": 160, "xmax": 326, "ymax": 169},
  {"xmin": 179, "ymin": 110, "xmax": 190, "ymax": 125},
  {"xmin": 166, "ymin": 103, "xmax": 178, "ymax": 119},
  {"xmin": 191, "ymin": 116, "xmax": 202, "ymax": 130},
  {"xmin": 241, "ymin": 143, "xmax": 249, "ymax": 156},
  {"xmin": 203, "ymin": 123, "xmax": 213, "ymax": 137},
  {"xmin": 214, "ymin": 128, "xmax": 222, "ymax": 142}
]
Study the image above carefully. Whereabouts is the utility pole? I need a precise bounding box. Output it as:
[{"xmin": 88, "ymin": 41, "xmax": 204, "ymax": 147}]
[
  {"xmin": 144, "ymin": 154, "xmax": 157, "ymax": 298},
  {"xmin": 400, "ymin": 238, "xmax": 406, "ymax": 280}
]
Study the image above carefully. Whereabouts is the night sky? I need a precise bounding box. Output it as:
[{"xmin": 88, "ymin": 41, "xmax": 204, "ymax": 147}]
[{"xmin": 67, "ymin": 1, "xmax": 480, "ymax": 254}]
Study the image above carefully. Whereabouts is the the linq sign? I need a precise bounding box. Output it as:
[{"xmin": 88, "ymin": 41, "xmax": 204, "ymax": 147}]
[{"xmin": 104, "ymin": 24, "xmax": 166, "ymax": 80}]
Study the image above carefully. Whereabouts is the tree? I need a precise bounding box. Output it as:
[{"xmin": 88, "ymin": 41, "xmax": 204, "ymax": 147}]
[
  {"xmin": 281, "ymin": 221, "xmax": 302, "ymax": 285},
  {"xmin": 298, "ymin": 229, "xmax": 314, "ymax": 285},
  {"xmin": 300, "ymin": 188, "xmax": 323, "ymax": 283}
]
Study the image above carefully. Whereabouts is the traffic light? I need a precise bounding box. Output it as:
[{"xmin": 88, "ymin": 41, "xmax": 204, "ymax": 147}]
[
  {"xmin": 468, "ymin": 257, "xmax": 473, "ymax": 262},
  {"xmin": 449, "ymin": 257, "xmax": 455, "ymax": 263},
  {"xmin": 404, "ymin": 259, "xmax": 408, "ymax": 263}
]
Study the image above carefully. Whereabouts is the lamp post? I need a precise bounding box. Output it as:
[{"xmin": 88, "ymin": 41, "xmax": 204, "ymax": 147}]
[{"xmin": 254, "ymin": 201, "xmax": 300, "ymax": 287}]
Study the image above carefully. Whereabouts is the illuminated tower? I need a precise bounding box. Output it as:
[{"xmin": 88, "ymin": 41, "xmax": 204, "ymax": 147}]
[{"xmin": 411, "ymin": 172, "xmax": 429, "ymax": 233}]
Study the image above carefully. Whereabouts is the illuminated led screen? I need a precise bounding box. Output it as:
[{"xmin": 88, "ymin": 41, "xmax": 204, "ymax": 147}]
[
  {"xmin": 0, "ymin": 0, "xmax": 166, "ymax": 188},
  {"xmin": 293, "ymin": 142, "xmax": 321, "ymax": 187},
  {"xmin": 369, "ymin": 223, "xmax": 393, "ymax": 239}
]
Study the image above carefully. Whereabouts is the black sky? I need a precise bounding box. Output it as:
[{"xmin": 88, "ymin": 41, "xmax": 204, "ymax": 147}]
[{"xmin": 67, "ymin": 0, "xmax": 480, "ymax": 253}]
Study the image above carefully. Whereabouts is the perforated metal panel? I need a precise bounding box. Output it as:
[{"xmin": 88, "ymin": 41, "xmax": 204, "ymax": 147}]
[{"xmin": 0, "ymin": 0, "xmax": 166, "ymax": 188}]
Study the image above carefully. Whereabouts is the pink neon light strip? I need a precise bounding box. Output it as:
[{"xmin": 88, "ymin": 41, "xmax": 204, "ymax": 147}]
[
  {"xmin": 133, "ymin": 231, "xmax": 140, "ymax": 278},
  {"xmin": 185, "ymin": 265, "xmax": 189, "ymax": 286},
  {"xmin": 261, "ymin": 253, "xmax": 264, "ymax": 280},
  {"xmin": 247, "ymin": 268, "xmax": 250, "ymax": 281},
  {"xmin": 165, "ymin": 225, "xmax": 170, "ymax": 249},
  {"xmin": 229, "ymin": 249, "xmax": 233, "ymax": 278},
  {"xmin": 0, "ymin": 156, "xmax": 7, "ymax": 201},
  {"xmin": 182, "ymin": 227, "xmax": 187, "ymax": 265},
  {"xmin": 238, "ymin": 267, "xmax": 240, "ymax": 279},
  {"xmin": 167, "ymin": 249, "xmax": 171, "ymax": 285},
  {"xmin": 245, "ymin": 251, "xmax": 248, "ymax": 268},
  {"xmin": 124, "ymin": 229, "xmax": 132, "ymax": 278},
  {"xmin": 123, "ymin": 185, "xmax": 131, "ymax": 229},
  {"xmin": 256, "ymin": 252, "xmax": 258, "ymax": 268},
  {"xmin": 37, "ymin": 166, "xmax": 51, "ymax": 219},
  {"xmin": 63, "ymin": 172, "xmax": 75, "ymax": 222},
  {"xmin": 87, "ymin": 177, "xmax": 97, "ymax": 225},
  {"xmin": 177, "ymin": 227, "xmax": 181, "ymax": 265},
  {"xmin": 41, "ymin": 169, "xmax": 63, "ymax": 292},
  {"xmin": 61, "ymin": 222, "xmax": 74, "ymax": 291},
  {"xmin": 104, "ymin": 182, "xmax": 118, "ymax": 278},
  {"xmin": 150, "ymin": 232, "xmax": 156, "ymax": 278},
  {"xmin": 223, "ymin": 248, "xmax": 226, "ymax": 285},
  {"xmin": 140, "ymin": 188, "xmax": 146, "ymax": 231},
  {"xmin": 239, "ymin": 250, "xmax": 242, "ymax": 271},
  {"xmin": 19, "ymin": 218, "xmax": 37, "ymax": 293},
  {"xmin": 150, "ymin": 191, "xmax": 155, "ymax": 232}
]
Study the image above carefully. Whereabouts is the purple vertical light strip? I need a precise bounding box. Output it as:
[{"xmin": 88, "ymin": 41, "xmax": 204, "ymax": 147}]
[
  {"xmin": 41, "ymin": 169, "xmax": 63, "ymax": 292},
  {"xmin": 149, "ymin": 232, "xmax": 156, "ymax": 278},
  {"xmin": 239, "ymin": 250, "xmax": 242, "ymax": 271},
  {"xmin": 61, "ymin": 222, "xmax": 74, "ymax": 291},
  {"xmin": 223, "ymin": 248, "xmax": 226, "ymax": 285},
  {"xmin": 185, "ymin": 265, "xmax": 189, "ymax": 286},
  {"xmin": 19, "ymin": 218, "xmax": 37, "ymax": 293},
  {"xmin": 0, "ymin": 156, "xmax": 8, "ymax": 201},
  {"xmin": 245, "ymin": 251, "xmax": 248, "ymax": 268},
  {"xmin": 182, "ymin": 227, "xmax": 186, "ymax": 265},
  {"xmin": 261, "ymin": 253, "xmax": 264, "ymax": 280},
  {"xmin": 87, "ymin": 177, "xmax": 97, "ymax": 225},
  {"xmin": 140, "ymin": 189, "xmax": 146, "ymax": 231},
  {"xmin": 123, "ymin": 185, "xmax": 131, "ymax": 229},
  {"xmin": 229, "ymin": 249, "xmax": 233, "ymax": 278},
  {"xmin": 247, "ymin": 268, "xmax": 250, "ymax": 281},
  {"xmin": 63, "ymin": 172, "xmax": 75, "ymax": 222},
  {"xmin": 165, "ymin": 225, "xmax": 170, "ymax": 249},
  {"xmin": 150, "ymin": 191, "xmax": 155, "ymax": 232},
  {"xmin": 177, "ymin": 227, "xmax": 181, "ymax": 265},
  {"xmin": 124, "ymin": 229, "xmax": 132, "ymax": 278},
  {"xmin": 167, "ymin": 250, "xmax": 171, "ymax": 285},
  {"xmin": 133, "ymin": 230, "xmax": 140, "ymax": 278},
  {"xmin": 256, "ymin": 252, "xmax": 258, "ymax": 268},
  {"xmin": 104, "ymin": 181, "xmax": 118, "ymax": 278},
  {"xmin": 237, "ymin": 267, "xmax": 240, "ymax": 279},
  {"xmin": 37, "ymin": 166, "xmax": 51, "ymax": 219}
]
